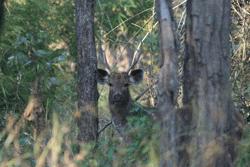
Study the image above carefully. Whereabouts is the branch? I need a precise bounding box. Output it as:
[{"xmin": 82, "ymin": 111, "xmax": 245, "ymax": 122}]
[
  {"xmin": 135, "ymin": 80, "xmax": 158, "ymax": 101},
  {"xmin": 98, "ymin": 121, "xmax": 112, "ymax": 135}
]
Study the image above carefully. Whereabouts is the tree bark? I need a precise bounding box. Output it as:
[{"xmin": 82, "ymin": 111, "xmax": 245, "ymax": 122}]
[
  {"xmin": 75, "ymin": 0, "xmax": 99, "ymax": 142},
  {"xmin": 156, "ymin": 0, "xmax": 180, "ymax": 166},
  {"xmin": 183, "ymin": 0, "xmax": 242, "ymax": 166}
]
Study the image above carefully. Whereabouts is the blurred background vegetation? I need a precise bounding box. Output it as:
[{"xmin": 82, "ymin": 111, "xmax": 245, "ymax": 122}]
[{"xmin": 0, "ymin": 0, "xmax": 249, "ymax": 166}]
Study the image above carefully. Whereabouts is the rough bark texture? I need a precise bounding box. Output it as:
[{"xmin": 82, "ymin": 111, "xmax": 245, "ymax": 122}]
[
  {"xmin": 75, "ymin": 0, "xmax": 99, "ymax": 142},
  {"xmin": 183, "ymin": 0, "xmax": 243, "ymax": 166},
  {"xmin": 157, "ymin": 0, "xmax": 180, "ymax": 166}
]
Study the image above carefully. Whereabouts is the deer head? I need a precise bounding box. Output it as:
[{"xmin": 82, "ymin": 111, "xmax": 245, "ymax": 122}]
[
  {"xmin": 97, "ymin": 43, "xmax": 144, "ymax": 140},
  {"xmin": 97, "ymin": 42, "xmax": 144, "ymax": 107},
  {"xmin": 97, "ymin": 69, "xmax": 143, "ymax": 107},
  {"xmin": 97, "ymin": 68, "xmax": 143, "ymax": 141}
]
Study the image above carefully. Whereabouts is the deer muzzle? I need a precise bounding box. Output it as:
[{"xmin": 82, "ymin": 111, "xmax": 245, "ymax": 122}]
[{"xmin": 109, "ymin": 92, "xmax": 130, "ymax": 106}]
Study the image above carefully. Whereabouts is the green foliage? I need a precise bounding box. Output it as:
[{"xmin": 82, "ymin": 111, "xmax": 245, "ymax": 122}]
[
  {"xmin": 96, "ymin": 0, "xmax": 154, "ymax": 41},
  {"xmin": 0, "ymin": 110, "xmax": 159, "ymax": 167},
  {"xmin": 231, "ymin": 0, "xmax": 250, "ymax": 122},
  {"xmin": 0, "ymin": 0, "xmax": 159, "ymax": 166},
  {"xmin": 0, "ymin": 0, "xmax": 76, "ymax": 125},
  {"xmin": 81, "ymin": 104, "xmax": 159, "ymax": 167},
  {"xmin": 236, "ymin": 126, "xmax": 250, "ymax": 167},
  {"xmin": 0, "ymin": 0, "xmax": 249, "ymax": 166}
]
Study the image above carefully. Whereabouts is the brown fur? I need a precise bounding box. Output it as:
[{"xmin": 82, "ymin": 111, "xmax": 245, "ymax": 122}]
[
  {"xmin": 98, "ymin": 69, "xmax": 143, "ymax": 141},
  {"xmin": 108, "ymin": 72, "xmax": 132, "ymax": 139}
]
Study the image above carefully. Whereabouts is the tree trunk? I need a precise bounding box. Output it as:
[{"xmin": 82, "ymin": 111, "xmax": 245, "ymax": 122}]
[
  {"xmin": 23, "ymin": 78, "xmax": 46, "ymax": 139},
  {"xmin": 75, "ymin": 0, "xmax": 99, "ymax": 142},
  {"xmin": 156, "ymin": 0, "xmax": 180, "ymax": 166},
  {"xmin": 183, "ymin": 0, "xmax": 242, "ymax": 166}
]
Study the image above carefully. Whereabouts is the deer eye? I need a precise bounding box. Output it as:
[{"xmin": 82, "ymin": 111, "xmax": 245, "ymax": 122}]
[{"xmin": 108, "ymin": 83, "xmax": 113, "ymax": 86}]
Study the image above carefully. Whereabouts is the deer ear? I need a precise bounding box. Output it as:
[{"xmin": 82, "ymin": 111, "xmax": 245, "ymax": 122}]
[
  {"xmin": 97, "ymin": 69, "xmax": 110, "ymax": 84},
  {"xmin": 129, "ymin": 69, "xmax": 144, "ymax": 84}
]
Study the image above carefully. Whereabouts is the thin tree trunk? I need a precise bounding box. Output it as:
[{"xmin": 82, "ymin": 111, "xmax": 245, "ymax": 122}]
[
  {"xmin": 75, "ymin": 0, "xmax": 99, "ymax": 142},
  {"xmin": 183, "ymin": 0, "xmax": 242, "ymax": 166},
  {"xmin": 156, "ymin": 0, "xmax": 180, "ymax": 166},
  {"xmin": 23, "ymin": 78, "xmax": 46, "ymax": 139}
]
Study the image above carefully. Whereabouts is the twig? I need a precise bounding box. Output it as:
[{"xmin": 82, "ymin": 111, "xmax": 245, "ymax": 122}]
[
  {"xmin": 135, "ymin": 80, "xmax": 158, "ymax": 101},
  {"xmin": 98, "ymin": 121, "xmax": 112, "ymax": 135},
  {"xmin": 173, "ymin": 0, "xmax": 187, "ymax": 10},
  {"xmin": 104, "ymin": 7, "xmax": 153, "ymax": 37}
]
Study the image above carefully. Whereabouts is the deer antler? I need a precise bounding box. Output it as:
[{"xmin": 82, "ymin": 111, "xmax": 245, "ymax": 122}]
[
  {"xmin": 98, "ymin": 42, "xmax": 111, "ymax": 72},
  {"xmin": 127, "ymin": 21, "xmax": 158, "ymax": 72},
  {"xmin": 127, "ymin": 31, "xmax": 151, "ymax": 72},
  {"xmin": 127, "ymin": 50, "xmax": 142, "ymax": 72}
]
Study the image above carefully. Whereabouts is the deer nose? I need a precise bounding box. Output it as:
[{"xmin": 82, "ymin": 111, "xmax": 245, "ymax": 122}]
[{"xmin": 113, "ymin": 93, "xmax": 123, "ymax": 101}]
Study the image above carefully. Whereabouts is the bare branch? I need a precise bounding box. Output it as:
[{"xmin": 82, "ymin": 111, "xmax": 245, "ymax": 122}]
[
  {"xmin": 98, "ymin": 121, "xmax": 112, "ymax": 135},
  {"xmin": 135, "ymin": 80, "xmax": 158, "ymax": 101}
]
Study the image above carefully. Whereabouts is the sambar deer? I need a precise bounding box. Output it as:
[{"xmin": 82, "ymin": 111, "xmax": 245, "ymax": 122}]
[
  {"xmin": 97, "ymin": 46, "xmax": 146, "ymax": 141},
  {"xmin": 97, "ymin": 68, "xmax": 144, "ymax": 140}
]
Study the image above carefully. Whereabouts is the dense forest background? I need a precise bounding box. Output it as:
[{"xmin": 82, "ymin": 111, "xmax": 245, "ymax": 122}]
[{"xmin": 0, "ymin": 0, "xmax": 249, "ymax": 166}]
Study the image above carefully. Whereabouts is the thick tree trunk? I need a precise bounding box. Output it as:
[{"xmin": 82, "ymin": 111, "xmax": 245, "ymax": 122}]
[
  {"xmin": 183, "ymin": 0, "xmax": 242, "ymax": 166},
  {"xmin": 157, "ymin": 0, "xmax": 180, "ymax": 166},
  {"xmin": 75, "ymin": 0, "xmax": 99, "ymax": 142}
]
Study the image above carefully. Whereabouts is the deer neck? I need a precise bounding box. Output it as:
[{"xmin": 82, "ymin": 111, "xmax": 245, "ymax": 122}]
[{"xmin": 109, "ymin": 95, "xmax": 132, "ymax": 127}]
